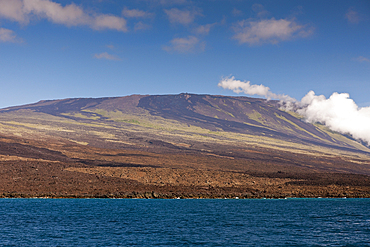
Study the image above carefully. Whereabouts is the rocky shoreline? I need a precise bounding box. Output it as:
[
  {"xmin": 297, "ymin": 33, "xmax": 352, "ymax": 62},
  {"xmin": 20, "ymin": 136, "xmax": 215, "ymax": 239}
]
[
  {"xmin": 2, "ymin": 185, "xmax": 370, "ymax": 199},
  {"xmin": 2, "ymin": 194, "xmax": 370, "ymax": 199}
]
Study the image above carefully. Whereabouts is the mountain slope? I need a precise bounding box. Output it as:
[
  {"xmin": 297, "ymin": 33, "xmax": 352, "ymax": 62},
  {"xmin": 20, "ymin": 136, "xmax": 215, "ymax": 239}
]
[
  {"xmin": 1, "ymin": 93, "xmax": 370, "ymax": 198},
  {"xmin": 1, "ymin": 93, "xmax": 367, "ymax": 153}
]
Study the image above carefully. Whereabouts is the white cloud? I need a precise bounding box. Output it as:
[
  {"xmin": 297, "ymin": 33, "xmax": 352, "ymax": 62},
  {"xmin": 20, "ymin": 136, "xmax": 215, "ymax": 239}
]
[
  {"xmin": 298, "ymin": 91, "xmax": 370, "ymax": 145},
  {"xmin": 345, "ymin": 8, "xmax": 360, "ymax": 24},
  {"xmin": 22, "ymin": 0, "xmax": 89, "ymax": 26},
  {"xmin": 93, "ymin": 14, "xmax": 127, "ymax": 31},
  {"xmin": 164, "ymin": 8, "xmax": 200, "ymax": 25},
  {"xmin": 218, "ymin": 76, "xmax": 296, "ymax": 102},
  {"xmin": 163, "ymin": 36, "xmax": 204, "ymax": 53},
  {"xmin": 232, "ymin": 18, "xmax": 313, "ymax": 45},
  {"xmin": 122, "ymin": 7, "xmax": 153, "ymax": 18},
  {"xmin": 0, "ymin": 0, "xmax": 27, "ymax": 24},
  {"xmin": 354, "ymin": 56, "xmax": 370, "ymax": 63},
  {"xmin": 0, "ymin": 27, "xmax": 18, "ymax": 42},
  {"xmin": 232, "ymin": 8, "xmax": 242, "ymax": 17},
  {"xmin": 219, "ymin": 75, "xmax": 370, "ymax": 145},
  {"xmin": 194, "ymin": 23, "xmax": 216, "ymax": 35},
  {"xmin": 134, "ymin": 21, "xmax": 151, "ymax": 31},
  {"xmin": 94, "ymin": 52, "xmax": 121, "ymax": 61},
  {"xmin": 0, "ymin": 0, "xmax": 127, "ymax": 31}
]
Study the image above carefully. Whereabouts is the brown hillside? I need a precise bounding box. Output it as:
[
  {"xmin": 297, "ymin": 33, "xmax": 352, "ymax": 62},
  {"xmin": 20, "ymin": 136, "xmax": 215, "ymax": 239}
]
[{"xmin": 0, "ymin": 94, "xmax": 369, "ymax": 198}]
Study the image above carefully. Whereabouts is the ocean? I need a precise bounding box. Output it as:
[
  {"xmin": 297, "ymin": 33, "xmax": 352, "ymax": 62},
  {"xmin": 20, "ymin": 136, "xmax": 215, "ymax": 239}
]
[{"xmin": 0, "ymin": 198, "xmax": 369, "ymax": 246}]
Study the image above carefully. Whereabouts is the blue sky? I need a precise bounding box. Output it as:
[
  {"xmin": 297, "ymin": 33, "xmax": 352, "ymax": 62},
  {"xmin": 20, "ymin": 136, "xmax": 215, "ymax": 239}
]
[{"xmin": 0, "ymin": 0, "xmax": 369, "ymax": 108}]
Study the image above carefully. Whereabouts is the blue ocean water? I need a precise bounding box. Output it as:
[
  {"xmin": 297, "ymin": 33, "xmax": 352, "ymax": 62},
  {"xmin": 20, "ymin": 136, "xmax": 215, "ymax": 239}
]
[{"xmin": 0, "ymin": 198, "xmax": 369, "ymax": 246}]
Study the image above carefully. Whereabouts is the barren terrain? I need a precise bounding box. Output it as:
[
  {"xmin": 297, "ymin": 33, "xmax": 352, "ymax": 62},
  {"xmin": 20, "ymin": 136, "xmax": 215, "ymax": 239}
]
[{"xmin": 0, "ymin": 94, "xmax": 369, "ymax": 198}]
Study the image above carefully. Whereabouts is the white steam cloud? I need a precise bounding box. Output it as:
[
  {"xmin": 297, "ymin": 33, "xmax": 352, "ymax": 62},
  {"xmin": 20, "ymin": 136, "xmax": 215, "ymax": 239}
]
[{"xmin": 219, "ymin": 76, "xmax": 370, "ymax": 145}]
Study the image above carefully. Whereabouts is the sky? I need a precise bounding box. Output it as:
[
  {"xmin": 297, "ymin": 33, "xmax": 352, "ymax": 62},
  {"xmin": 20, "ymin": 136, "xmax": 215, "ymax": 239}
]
[{"xmin": 0, "ymin": 0, "xmax": 369, "ymax": 109}]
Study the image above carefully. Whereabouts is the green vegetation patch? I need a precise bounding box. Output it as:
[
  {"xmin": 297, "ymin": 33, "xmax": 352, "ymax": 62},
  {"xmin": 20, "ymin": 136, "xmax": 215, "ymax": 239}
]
[
  {"xmin": 246, "ymin": 110, "xmax": 265, "ymax": 125},
  {"xmin": 286, "ymin": 111, "xmax": 305, "ymax": 120},
  {"xmin": 315, "ymin": 123, "xmax": 370, "ymax": 152},
  {"xmin": 116, "ymin": 119, "xmax": 140, "ymax": 124},
  {"xmin": 61, "ymin": 112, "xmax": 100, "ymax": 120},
  {"xmin": 2, "ymin": 121, "xmax": 75, "ymax": 133},
  {"xmin": 86, "ymin": 108, "xmax": 216, "ymax": 135},
  {"xmin": 274, "ymin": 113, "xmax": 326, "ymax": 141}
]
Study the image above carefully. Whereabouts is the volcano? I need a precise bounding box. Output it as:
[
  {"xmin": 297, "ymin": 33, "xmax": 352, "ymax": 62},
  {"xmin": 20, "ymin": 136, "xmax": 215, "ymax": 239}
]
[{"xmin": 0, "ymin": 94, "xmax": 369, "ymax": 198}]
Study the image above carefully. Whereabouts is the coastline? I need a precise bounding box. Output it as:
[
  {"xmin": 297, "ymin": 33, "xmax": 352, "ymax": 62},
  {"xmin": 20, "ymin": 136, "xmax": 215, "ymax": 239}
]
[{"xmin": 2, "ymin": 189, "xmax": 370, "ymax": 199}]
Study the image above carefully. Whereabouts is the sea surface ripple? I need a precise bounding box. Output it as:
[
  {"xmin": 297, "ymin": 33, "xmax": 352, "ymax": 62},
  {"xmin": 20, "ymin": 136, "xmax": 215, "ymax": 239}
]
[{"xmin": 0, "ymin": 198, "xmax": 369, "ymax": 246}]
